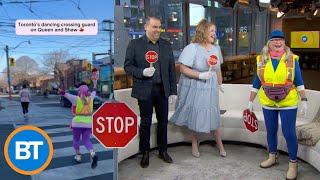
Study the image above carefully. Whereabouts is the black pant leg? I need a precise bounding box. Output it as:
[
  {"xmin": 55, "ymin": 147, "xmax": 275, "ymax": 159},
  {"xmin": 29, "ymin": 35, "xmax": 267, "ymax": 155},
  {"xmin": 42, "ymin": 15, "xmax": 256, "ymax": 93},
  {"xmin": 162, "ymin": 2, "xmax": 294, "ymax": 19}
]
[
  {"xmin": 21, "ymin": 102, "xmax": 25, "ymax": 114},
  {"xmin": 138, "ymin": 99, "xmax": 154, "ymax": 152},
  {"xmin": 153, "ymin": 85, "xmax": 169, "ymax": 153},
  {"xmin": 25, "ymin": 102, "xmax": 29, "ymax": 113},
  {"xmin": 21, "ymin": 102, "xmax": 28, "ymax": 114}
]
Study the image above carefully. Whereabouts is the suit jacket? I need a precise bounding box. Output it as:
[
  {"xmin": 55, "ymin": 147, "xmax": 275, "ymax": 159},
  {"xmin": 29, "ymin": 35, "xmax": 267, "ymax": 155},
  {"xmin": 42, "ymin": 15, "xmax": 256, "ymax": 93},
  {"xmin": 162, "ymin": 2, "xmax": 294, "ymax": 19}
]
[{"xmin": 124, "ymin": 36, "xmax": 177, "ymax": 101}]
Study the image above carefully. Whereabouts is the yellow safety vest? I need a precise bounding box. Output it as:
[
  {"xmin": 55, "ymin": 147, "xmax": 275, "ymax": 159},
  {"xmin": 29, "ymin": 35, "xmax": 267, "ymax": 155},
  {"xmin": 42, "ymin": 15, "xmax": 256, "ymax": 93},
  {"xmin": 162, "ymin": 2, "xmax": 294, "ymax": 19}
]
[
  {"xmin": 256, "ymin": 53, "xmax": 299, "ymax": 108},
  {"xmin": 74, "ymin": 96, "xmax": 93, "ymax": 123}
]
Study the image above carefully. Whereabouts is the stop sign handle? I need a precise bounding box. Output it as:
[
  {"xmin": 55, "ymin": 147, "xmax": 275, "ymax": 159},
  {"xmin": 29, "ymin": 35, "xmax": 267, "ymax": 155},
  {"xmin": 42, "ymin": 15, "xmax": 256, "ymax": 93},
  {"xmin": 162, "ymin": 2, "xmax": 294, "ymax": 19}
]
[{"xmin": 149, "ymin": 62, "xmax": 154, "ymax": 68}]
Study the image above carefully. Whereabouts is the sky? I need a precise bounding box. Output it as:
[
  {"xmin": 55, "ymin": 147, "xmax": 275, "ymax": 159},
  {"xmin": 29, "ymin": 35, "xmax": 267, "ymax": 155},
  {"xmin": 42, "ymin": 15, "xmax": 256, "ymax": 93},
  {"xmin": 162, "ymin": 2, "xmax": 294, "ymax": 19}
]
[{"xmin": 0, "ymin": 0, "xmax": 114, "ymax": 73}]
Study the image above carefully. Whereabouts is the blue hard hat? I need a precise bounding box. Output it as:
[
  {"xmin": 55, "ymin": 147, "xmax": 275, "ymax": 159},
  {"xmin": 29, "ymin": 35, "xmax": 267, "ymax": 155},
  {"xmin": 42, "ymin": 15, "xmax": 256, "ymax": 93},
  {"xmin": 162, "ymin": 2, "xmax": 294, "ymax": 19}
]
[{"xmin": 269, "ymin": 30, "xmax": 285, "ymax": 40}]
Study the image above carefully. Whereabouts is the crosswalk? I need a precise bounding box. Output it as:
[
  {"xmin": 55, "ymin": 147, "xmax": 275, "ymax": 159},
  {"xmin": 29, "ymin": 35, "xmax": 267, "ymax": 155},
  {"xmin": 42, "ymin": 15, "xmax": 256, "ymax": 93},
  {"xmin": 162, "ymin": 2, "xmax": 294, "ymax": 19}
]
[{"xmin": 15, "ymin": 123, "xmax": 115, "ymax": 180}]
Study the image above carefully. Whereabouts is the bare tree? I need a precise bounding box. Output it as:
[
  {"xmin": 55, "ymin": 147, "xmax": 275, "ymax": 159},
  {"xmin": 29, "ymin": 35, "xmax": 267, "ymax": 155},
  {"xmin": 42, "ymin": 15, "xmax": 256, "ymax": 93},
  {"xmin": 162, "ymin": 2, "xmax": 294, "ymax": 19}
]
[
  {"xmin": 40, "ymin": 50, "xmax": 72, "ymax": 89},
  {"xmin": 11, "ymin": 56, "xmax": 40, "ymax": 86},
  {"xmin": 41, "ymin": 50, "xmax": 70, "ymax": 75}
]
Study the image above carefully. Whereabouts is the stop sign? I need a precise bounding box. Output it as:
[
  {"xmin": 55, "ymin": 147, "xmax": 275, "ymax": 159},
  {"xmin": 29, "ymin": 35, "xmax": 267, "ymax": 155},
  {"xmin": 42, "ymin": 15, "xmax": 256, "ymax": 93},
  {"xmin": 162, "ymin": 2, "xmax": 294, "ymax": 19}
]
[
  {"xmin": 242, "ymin": 109, "xmax": 258, "ymax": 133},
  {"xmin": 207, "ymin": 55, "xmax": 218, "ymax": 66},
  {"xmin": 145, "ymin": 51, "xmax": 158, "ymax": 63},
  {"xmin": 92, "ymin": 102, "xmax": 138, "ymax": 148}
]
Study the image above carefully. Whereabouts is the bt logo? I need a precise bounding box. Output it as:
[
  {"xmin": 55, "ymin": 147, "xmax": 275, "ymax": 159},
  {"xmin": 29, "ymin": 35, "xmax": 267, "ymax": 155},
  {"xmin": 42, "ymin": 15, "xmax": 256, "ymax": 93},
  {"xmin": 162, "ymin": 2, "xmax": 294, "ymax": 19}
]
[
  {"xmin": 302, "ymin": 36, "xmax": 308, "ymax": 42},
  {"xmin": 4, "ymin": 126, "xmax": 53, "ymax": 175}
]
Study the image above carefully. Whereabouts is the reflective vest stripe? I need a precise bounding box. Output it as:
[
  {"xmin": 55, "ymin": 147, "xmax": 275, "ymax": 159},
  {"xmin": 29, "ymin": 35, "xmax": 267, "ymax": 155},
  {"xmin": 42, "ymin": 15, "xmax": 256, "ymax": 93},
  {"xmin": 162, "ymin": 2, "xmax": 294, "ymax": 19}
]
[
  {"xmin": 258, "ymin": 55, "xmax": 294, "ymax": 86},
  {"xmin": 262, "ymin": 83, "xmax": 294, "ymax": 86},
  {"xmin": 286, "ymin": 55, "xmax": 294, "ymax": 83},
  {"xmin": 75, "ymin": 97, "xmax": 92, "ymax": 115},
  {"xmin": 74, "ymin": 96, "xmax": 93, "ymax": 124},
  {"xmin": 258, "ymin": 56, "xmax": 265, "ymax": 84}
]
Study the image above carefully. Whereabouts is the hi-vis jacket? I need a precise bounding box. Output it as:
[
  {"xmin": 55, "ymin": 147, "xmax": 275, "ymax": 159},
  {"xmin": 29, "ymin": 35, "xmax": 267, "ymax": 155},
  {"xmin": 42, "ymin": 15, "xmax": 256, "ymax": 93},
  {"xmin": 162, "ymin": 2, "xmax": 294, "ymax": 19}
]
[
  {"xmin": 73, "ymin": 96, "xmax": 93, "ymax": 127},
  {"xmin": 256, "ymin": 53, "xmax": 299, "ymax": 108}
]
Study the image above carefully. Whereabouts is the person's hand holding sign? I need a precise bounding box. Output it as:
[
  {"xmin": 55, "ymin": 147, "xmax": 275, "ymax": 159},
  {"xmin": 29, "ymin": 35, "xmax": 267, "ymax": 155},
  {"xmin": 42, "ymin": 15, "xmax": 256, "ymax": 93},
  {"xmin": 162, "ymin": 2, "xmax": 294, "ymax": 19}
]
[
  {"xmin": 143, "ymin": 67, "xmax": 156, "ymax": 77},
  {"xmin": 242, "ymin": 109, "xmax": 258, "ymax": 133},
  {"xmin": 91, "ymin": 68, "xmax": 99, "ymax": 84}
]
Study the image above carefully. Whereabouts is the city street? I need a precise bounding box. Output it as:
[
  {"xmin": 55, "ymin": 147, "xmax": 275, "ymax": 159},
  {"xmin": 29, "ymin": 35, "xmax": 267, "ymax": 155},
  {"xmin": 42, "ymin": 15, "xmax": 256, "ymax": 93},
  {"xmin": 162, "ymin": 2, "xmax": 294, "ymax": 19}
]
[{"xmin": 0, "ymin": 94, "xmax": 114, "ymax": 180}]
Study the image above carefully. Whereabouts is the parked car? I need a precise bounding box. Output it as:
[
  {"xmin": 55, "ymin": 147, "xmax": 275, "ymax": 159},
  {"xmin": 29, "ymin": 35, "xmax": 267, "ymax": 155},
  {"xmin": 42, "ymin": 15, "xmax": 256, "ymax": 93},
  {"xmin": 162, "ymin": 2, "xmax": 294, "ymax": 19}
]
[{"xmin": 60, "ymin": 90, "xmax": 104, "ymax": 109}]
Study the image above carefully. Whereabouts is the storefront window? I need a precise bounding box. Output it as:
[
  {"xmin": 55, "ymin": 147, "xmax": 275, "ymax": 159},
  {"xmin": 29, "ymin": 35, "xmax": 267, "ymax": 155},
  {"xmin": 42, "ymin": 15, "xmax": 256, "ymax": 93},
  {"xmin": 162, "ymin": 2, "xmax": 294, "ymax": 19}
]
[
  {"xmin": 237, "ymin": 4, "xmax": 252, "ymax": 55},
  {"xmin": 150, "ymin": 0, "xmax": 183, "ymax": 61},
  {"xmin": 121, "ymin": 0, "xmax": 145, "ymax": 39},
  {"xmin": 253, "ymin": 10, "xmax": 268, "ymax": 53},
  {"xmin": 214, "ymin": 6, "xmax": 234, "ymax": 57},
  {"xmin": 189, "ymin": 3, "xmax": 207, "ymax": 41},
  {"xmin": 116, "ymin": 0, "xmax": 268, "ymax": 57},
  {"xmin": 188, "ymin": 0, "xmax": 213, "ymax": 42}
]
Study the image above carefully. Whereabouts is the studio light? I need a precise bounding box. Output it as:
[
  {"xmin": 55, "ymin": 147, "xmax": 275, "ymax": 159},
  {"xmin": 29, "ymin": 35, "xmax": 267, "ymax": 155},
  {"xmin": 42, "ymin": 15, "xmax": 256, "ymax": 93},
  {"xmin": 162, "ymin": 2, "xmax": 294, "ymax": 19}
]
[
  {"xmin": 259, "ymin": 0, "xmax": 270, "ymax": 8},
  {"xmin": 311, "ymin": 3, "xmax": 319, "ymax": 16},
  {"xmin": 276, "ymin": 2, "xmax": 290, "ymax": 19},
  {"xmin": 277, "ymin": 11, "xmax": 285, "ymax": 18},
  {"xmin": 270, "ymin": 0, "xmax": 281, "ymax": 8},
  {"xmin": 225, "ymin": 0, "xmax": 237, "ymax": 8}
]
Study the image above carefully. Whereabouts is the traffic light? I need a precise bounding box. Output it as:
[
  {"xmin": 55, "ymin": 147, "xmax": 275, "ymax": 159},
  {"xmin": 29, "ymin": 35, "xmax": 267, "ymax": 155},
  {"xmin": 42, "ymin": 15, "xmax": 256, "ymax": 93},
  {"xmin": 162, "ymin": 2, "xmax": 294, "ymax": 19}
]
[
  {"xmin": 9, "ymin": 57, "xmax": 14, "ymax": 66},
  {"xmin": 86, "ymin": 63, "xmax": 91, "ymax": 71},
  {"xmin": 85, "ymin": 78, "xmax": 90, "ymax": 84}
]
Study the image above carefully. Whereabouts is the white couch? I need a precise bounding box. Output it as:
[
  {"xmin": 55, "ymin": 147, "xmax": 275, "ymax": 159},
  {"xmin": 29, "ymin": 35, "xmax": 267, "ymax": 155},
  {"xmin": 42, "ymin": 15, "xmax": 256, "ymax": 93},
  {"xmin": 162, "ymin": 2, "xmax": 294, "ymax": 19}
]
[{"xmin": 114, "ymin": 84, "xmax": 320, "ymax": 171}]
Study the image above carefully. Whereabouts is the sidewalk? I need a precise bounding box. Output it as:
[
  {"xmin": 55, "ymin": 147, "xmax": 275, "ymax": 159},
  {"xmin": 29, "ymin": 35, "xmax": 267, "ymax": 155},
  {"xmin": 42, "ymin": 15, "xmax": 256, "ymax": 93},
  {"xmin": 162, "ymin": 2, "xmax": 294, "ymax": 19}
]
[
  {"xmin": 0, "ymin": 97, "xmax": 22, "ymax": 124},
  {"xmin": 0, "ymin": 96, "xmax": 72, "ymax": 126}
]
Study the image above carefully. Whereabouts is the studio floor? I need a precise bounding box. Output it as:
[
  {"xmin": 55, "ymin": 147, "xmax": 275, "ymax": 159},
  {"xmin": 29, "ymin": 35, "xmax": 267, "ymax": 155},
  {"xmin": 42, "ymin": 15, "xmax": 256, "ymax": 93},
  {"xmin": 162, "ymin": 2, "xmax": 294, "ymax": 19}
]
[{"xmin": 118, "ymin": 143, "xmax": 320, "ymax": 180}]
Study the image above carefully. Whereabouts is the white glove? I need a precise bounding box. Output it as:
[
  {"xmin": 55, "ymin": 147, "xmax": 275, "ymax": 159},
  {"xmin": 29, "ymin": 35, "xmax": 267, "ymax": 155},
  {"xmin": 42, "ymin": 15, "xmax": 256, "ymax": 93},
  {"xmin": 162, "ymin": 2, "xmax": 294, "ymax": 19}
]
[
  {"xmin": 219, "ymin": 85, "xmax": 224, "ymax": 93},
  {"xmin": 247, "ymin": 101, "xmax": 253, "ymax": 112},
  {"xmin": 143, "ymin": 67, "xmax": 156, "ymax": 77},
  {"xmin": 300, "ymin": 101, "xmax": 308, "ymax": 116},
  {"xmin": 199, "ymin": 72, "xmax": 213, "ymax": 80},
  {"xmin": 169, "ymin": 95, "xmax": 177, "ymax": 104},
  {"xmin": 50, "ymin": 82, "xmax": 58, "ymax": 89}
]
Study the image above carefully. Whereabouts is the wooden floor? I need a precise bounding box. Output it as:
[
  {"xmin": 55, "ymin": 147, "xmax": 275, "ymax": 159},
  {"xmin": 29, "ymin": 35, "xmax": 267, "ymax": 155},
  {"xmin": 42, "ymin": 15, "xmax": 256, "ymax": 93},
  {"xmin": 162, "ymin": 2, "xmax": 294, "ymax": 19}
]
[{"xmin": 229, "ymin": 69, "xmax": 320, "ymax": 91}]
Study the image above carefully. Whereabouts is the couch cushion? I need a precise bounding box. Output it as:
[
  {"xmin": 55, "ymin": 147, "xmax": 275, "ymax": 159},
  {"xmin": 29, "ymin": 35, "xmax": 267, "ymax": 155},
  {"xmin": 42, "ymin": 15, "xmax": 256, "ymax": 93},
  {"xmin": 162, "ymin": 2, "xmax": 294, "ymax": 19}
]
[{"xmin": 221, "ymin": 110, "xmax": 266, "ymax": 132}]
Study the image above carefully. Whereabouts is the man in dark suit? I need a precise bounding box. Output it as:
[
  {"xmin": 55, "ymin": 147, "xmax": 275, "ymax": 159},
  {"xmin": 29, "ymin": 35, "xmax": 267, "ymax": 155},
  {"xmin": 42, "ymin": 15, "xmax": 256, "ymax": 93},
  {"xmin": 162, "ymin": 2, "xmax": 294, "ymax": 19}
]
[{"xmin": 124, "ymin": 16, "xmax": 177, "ymax": 168}]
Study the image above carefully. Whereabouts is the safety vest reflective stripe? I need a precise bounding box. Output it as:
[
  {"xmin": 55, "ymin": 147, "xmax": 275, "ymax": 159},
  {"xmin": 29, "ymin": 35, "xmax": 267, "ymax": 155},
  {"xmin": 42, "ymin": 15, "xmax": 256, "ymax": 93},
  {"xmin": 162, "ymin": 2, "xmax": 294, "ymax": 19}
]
[
  {"xmin": 262, "ymin": 83, "xmax": 294, "ymax": 86},
  {"xmin": 74, "ymin": 96, "xmax": 93, "ymax": 124},
  {"xmin": 258, "ymin": 55, "xmax": 294, "ymax": 86},
  {"xmin": 74, "ymin": 116, "xmax": 92, "ymax": 123},
  {"xmin": 286, "ymin": 55, "xmax": 294, "ymax": 83},
  {"xmin": 75, "ymin": 97, "xmax": 92, "ymax": 115},
  {"xmin": 258, "ymin": 56, "xmax": 265, "ymax": 84}
]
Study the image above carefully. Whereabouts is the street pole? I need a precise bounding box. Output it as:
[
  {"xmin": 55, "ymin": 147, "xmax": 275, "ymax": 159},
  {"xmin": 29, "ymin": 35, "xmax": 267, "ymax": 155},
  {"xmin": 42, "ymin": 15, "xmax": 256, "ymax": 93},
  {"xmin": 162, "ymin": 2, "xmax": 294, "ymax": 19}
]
[
  {"xmin": 102, "ymin": 20, "xmax": 114, "ymax": 60},
  {"xmin": 5, "ymin": 45, "xmax": 12, "ymax": 100},
  {"xmin": 109, "ymin": 21, "xmax": 113, "ymax": 61},
  {"xmin": 3, "ymin": 41, "xmax": 30, "ymax": 100}
]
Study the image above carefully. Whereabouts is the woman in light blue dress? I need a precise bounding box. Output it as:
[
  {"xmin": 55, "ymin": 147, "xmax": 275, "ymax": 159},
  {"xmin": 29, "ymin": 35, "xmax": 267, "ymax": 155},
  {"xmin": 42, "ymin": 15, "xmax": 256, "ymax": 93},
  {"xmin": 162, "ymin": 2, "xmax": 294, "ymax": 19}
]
[{"xmin": 169, "ymin": 19, "xmax": 226, "ymax": 158}]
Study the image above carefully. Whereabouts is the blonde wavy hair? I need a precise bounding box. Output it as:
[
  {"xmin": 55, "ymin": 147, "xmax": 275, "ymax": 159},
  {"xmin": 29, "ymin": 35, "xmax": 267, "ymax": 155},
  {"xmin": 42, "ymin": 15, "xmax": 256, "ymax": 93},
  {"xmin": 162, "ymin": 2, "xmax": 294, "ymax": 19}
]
[
  {"xmin": 191, "ymin": 19, "xmax": 216, "ymax": 44},
  {"xmin": 260, "ymin": 40, "xmax": 292, "ymax": 64}
]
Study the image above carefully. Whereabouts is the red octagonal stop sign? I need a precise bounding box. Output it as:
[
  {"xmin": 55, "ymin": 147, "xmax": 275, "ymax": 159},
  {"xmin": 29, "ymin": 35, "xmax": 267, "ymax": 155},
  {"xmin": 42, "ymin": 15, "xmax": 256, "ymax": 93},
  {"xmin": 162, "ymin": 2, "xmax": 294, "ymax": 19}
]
[
  {"xmin": 92, "ymin": 102, "xmax": 138, "ymax": 148},
  {"xmin": 242, "ymin": 109, "xmax": 258, "ymax": 133},
  {"xmin": 208, "ymin": 55, "xmax": 218, "ymax": 66},
  {"xmin": 145, "ymin": 51, "xmax": 158, "ymax": 63}
]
